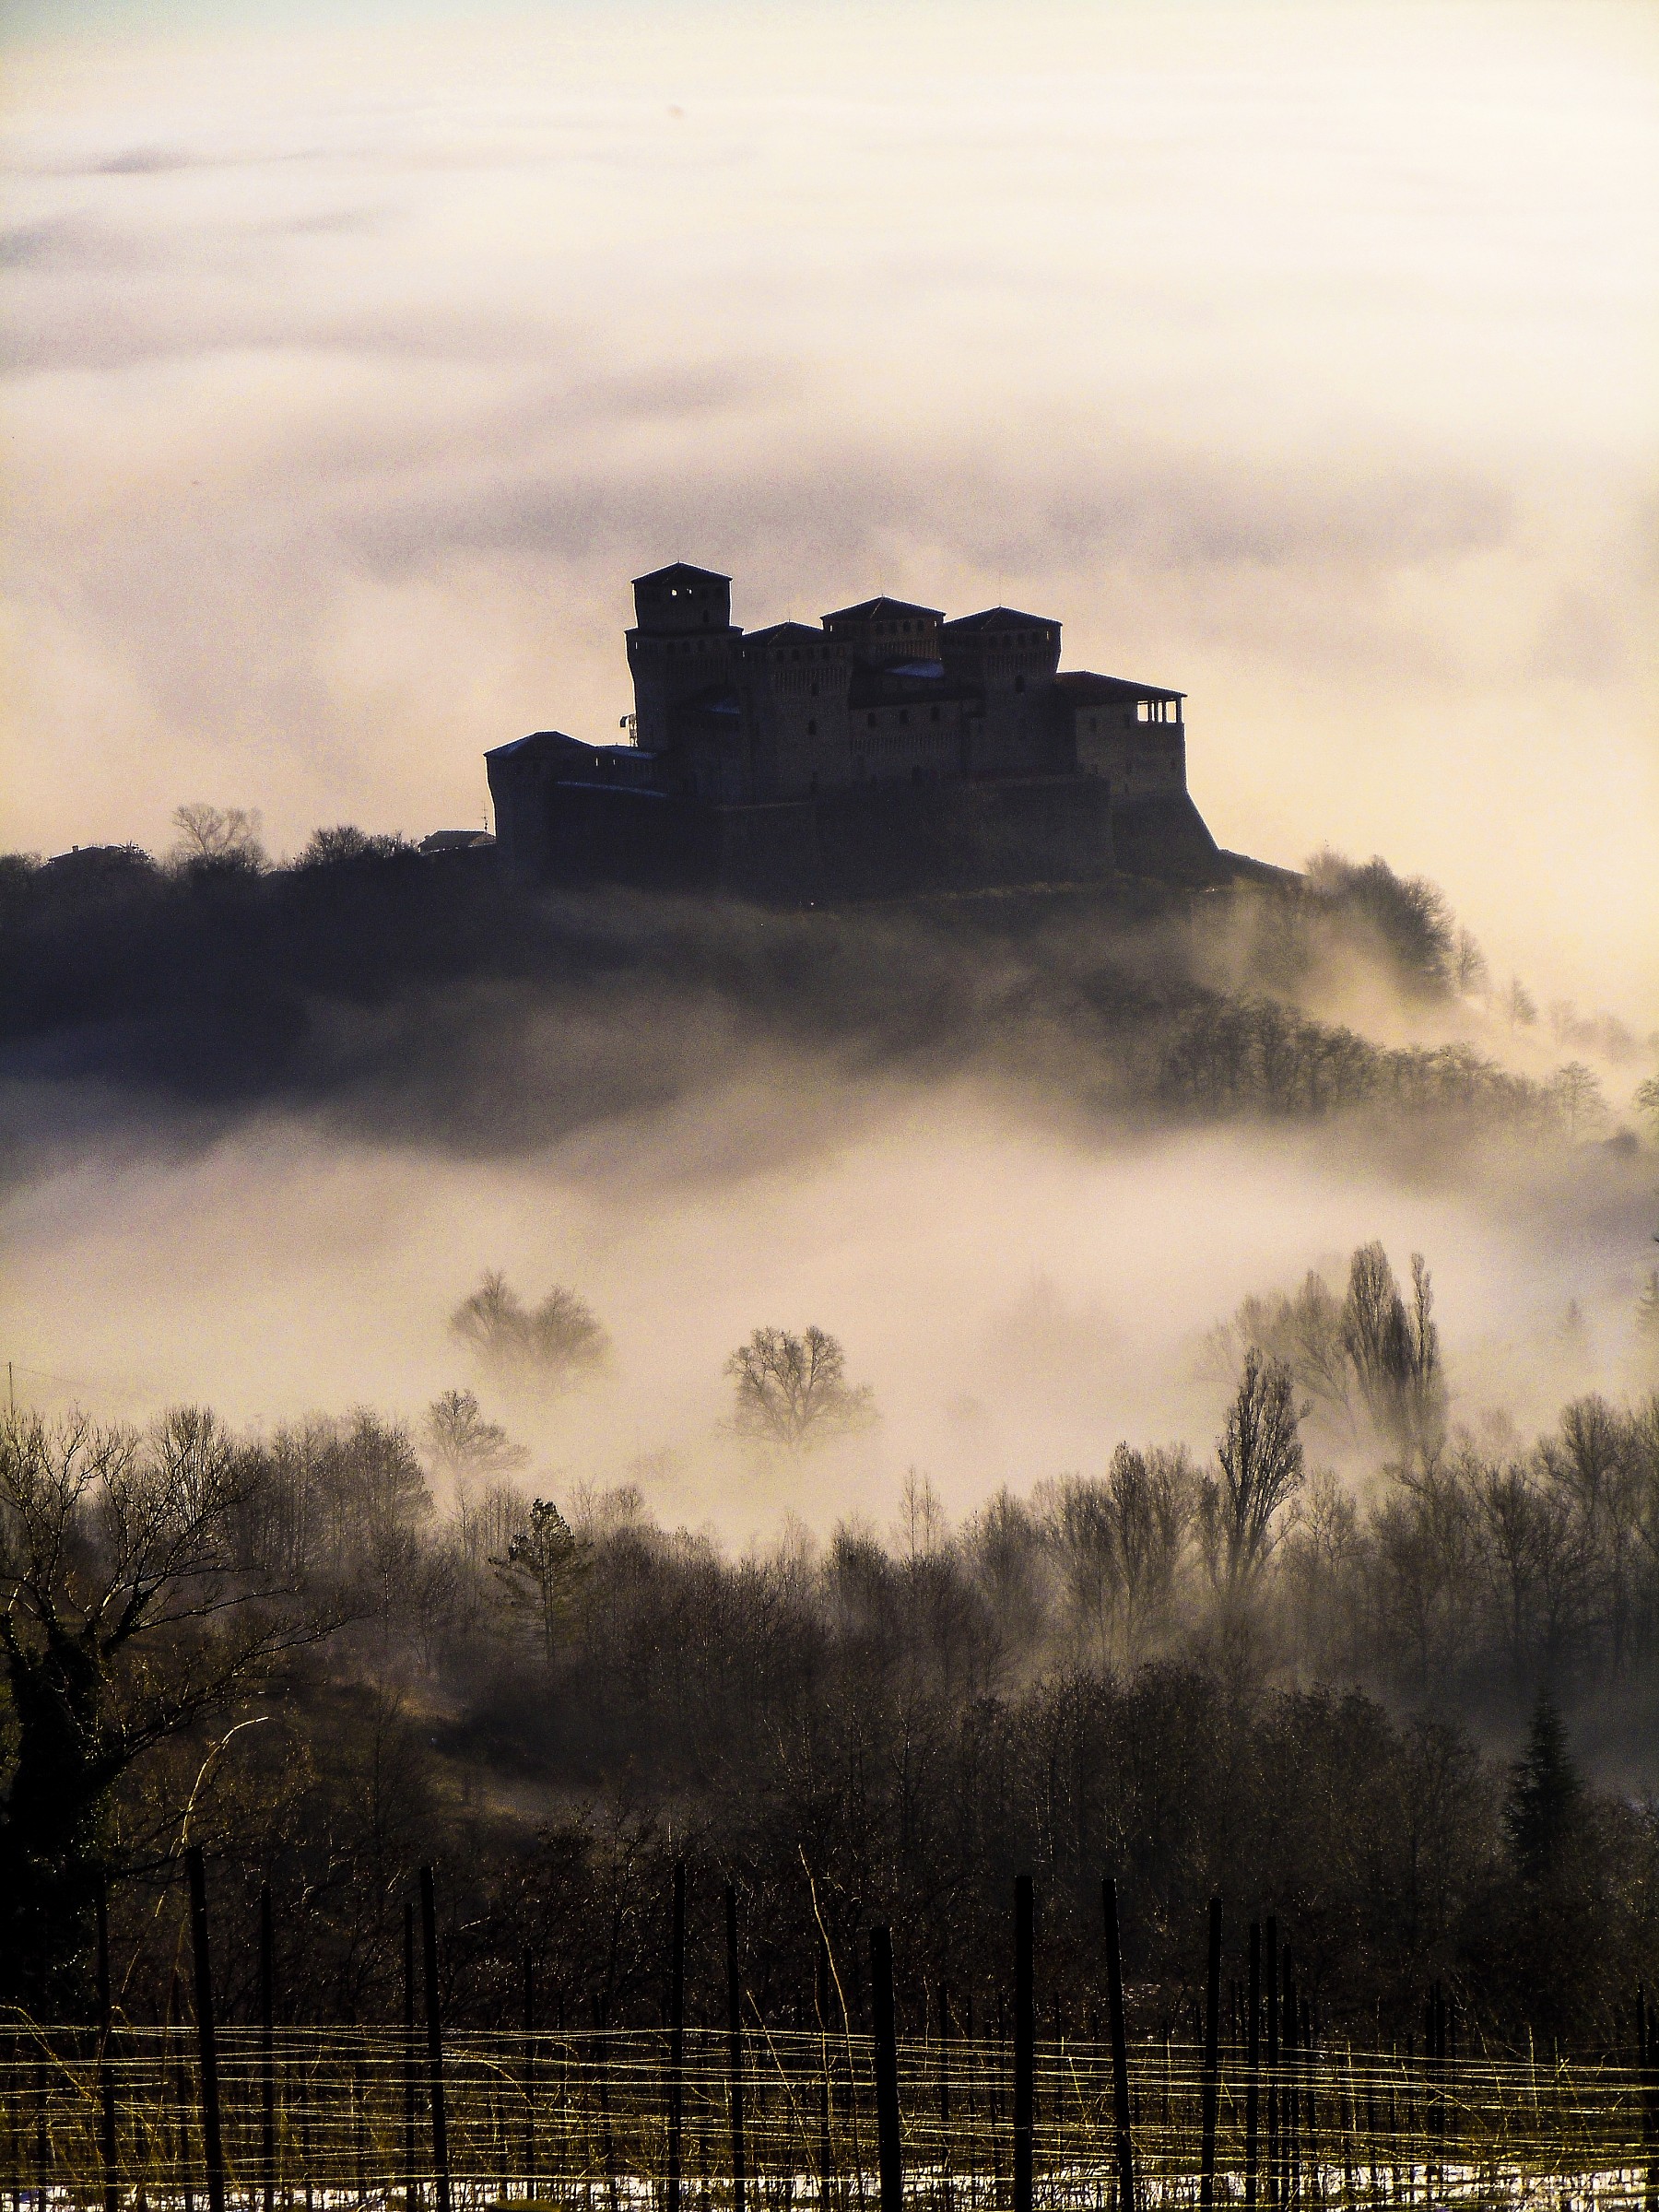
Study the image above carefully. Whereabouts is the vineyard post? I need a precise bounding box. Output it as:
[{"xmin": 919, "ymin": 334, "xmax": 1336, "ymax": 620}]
[
  {"xmin": 259, "ymin": 1883, "xmax": 276, "ymax": 2212},
  {"xmin": 1199, "ymin": 1897, "xmax": 1221, "ymax": 2212},
  {"xmin": 937, "ymin": 1982, "xmax": 953, "ymax": 2212},
  {"xmin": 1243, "ymin": 1923, "xmax": 1260, "ymax": 2211},
  {"xmin": 1264, "ymin": 1920, "xmax": 1278, "ymax": 2211},
  {"xmin": 815, "ymin": 1930, "xmax": 834, "ymax": 2207},
  {"xmin": 34, "ymin": 2050, "xmax": 49, "ymax": 2209},
  {"xmin": 523, "ymin": 1950, "xmax": 535, "ymax": 2194},
  {"xmin": 95, "ymin": 1872, "xmax": 118, "ymax": 2212},
  {"xmin": 1101, "ymin": 1878, "xmax": 1135, "ymax": 2212},
  {"xmin": 1280, "ymin": 1950, "xmax": 1297, "ymax": 2206},
  {"xmin": 666, "ymin": 1861, "xmax": 687, "ymax": 2212},
  {"xmin": 403, "ymin": 1902, "xmax": 418, "ymax": 2212},
  {"xmin": 185, "ymin": 1846, "xmax": 227, "ymax": 2212},
  {"xmin": 419, "ymin": 1865, "xmax": 453, "ymax": 2212},
  {"xmin": 726, "ymin": 1883, "xmax": 747, "ymax": 2212},
  {"xmin": 1013, "ymin": 1876, "xmax": 1034, "ymax": 2212},
  {"xmin": 869, "ymin": 1925, "xmax": 903, "ymax": 2212}
]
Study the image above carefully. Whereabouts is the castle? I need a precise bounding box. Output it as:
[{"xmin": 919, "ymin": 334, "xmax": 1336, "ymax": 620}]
[{"xmin": 487, "ymin": 564, "xmax": 1225, "ymax": 899}]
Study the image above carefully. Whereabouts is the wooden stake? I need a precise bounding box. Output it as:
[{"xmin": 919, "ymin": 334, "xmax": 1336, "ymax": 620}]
[
  {"xmin": 403, "ymin": 1902, "xmax": 418, "ymax": 2212},
  {"xmin": 1244, "ymin": 1923, "xmax": 1260, "ymax": 2212},
  {"xmin": 869, "ymin": 1925, "xmax": 903, "ymax": 2212},
  {"xmin": 1013, "ymin": 1877, "xmax": 1034, "ymax": 2212},
  {"xmin": 816, "ymin": 1931, "xmax": 835, "ymax": 2207},
  {"xmin": 1200, "ymin": 1897, "xmax": 1222, "ymax": 2212},
  {"xmin": 523, "ymin": 1949, "xmax": 536, "ymax": 2194},
  {"xmin": 260, "ymin": 1883, "xmax": 276, "ymax": 2212},
  {"xmin": 419, "ymin": 1866, "xmax": 452, "ymax": 2212},
  {"xmin": 1101, "ymin": 1878, "xmax": 1135, "ymax": 2212},
  {"xmin": 666, "ymin": 1860, "xmax": 687, "ymax": 2212},
  {"xmin": 95, "ymin": 1874, "xmax": 118, "ymax": 2212},
  {"xmin": 725, "ymin": 1884, "xmax": 747, "ymax": 2212},
  {"xmin": 185, "ymin": 1847, "xmax": 227, "ymax": 2212}
]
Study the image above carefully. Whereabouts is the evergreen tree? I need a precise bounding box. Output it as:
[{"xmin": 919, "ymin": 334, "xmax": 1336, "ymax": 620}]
[{"xmin": 1502, "ymin": 1688, "xmax": 1583, "ymax": 1886}]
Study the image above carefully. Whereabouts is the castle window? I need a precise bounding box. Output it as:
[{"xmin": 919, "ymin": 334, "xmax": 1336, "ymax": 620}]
[
  {"xmin": 899, "ymin": 709, "xmax": 909, "ymax": 725},
  {"xmin": 867, "ymin": 712, "xmax": 877, "ymax": 728},
  {"xmin": 1014, "ymin": 675, "xmax": 1025, "ymax": 693},
  {"xmin": 930, "ymin": 707, "xmax": 939, "ymax": 723},
  {"xmin": 807, "ymin": 719, "xmax": 817, "ymax": 735}
]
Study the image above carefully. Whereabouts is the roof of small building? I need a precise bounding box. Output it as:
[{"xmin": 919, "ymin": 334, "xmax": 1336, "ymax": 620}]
[
  {"xmin": 742, "ymin": 621, "xmax": 833, "ymax": 649},
  {"xmin": 485, "ymin": 728, "xmax": 586, "ymax": 762},
  {"xmin": 822, "ymin": 595, "xmax": 946, "ymax": 625},
  {"xmin": 1055, "ymin": 671, "xmax": 1185, "ymax": 703},
  {"xmin": 633, "ymin": 560, "xmax": 731, "ymax": 589},
  {"xmin": 940, "ymin": 606, "xmax": 1059, "ymax": 634}
]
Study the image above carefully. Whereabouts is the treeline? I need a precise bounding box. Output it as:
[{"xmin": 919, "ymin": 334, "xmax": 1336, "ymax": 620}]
[
  {"xmin": 1, "ymin": 834, "xmax": 1641, "ymax": 1150},
  {"xmin": 4, "ymin": 1360, "xmax": 1657, "ymax": 2043}
]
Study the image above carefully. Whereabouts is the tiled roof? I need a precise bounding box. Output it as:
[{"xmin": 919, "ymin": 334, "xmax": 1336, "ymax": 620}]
[
  {"xmin": 484, "ymin": 728, "xmax": 585, "ymax": 761},
  {"xmin": 742, "ymin": 621, "xmax": 832, "ymax": 648},
  {"xmin": 940, "ymin": 606, "xmax": 1059, "ymax": 633},
  {"xmin": 1054, "ymin": 671, "xmax": 1185, "ymax": 703},
  {"xmin": 633, "ymin": 560, "xmax": 732, "ymax": 588},
  {"xmin": 822, "ymin": 595, "xmax": 946, "ymax": 624}
]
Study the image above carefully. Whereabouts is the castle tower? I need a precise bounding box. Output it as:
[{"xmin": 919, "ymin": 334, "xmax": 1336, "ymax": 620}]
[
  {"xmin": 939, "ymin": 606, "xmax": 1063, "ymax": 774},
  {"xmin": 737, "ymin": 624, "xmax": 854, "ymax": 798},
  {"xmin": 820, "ymin": 595, "xmax": 945, "ymax": 667},
  {"xmin": 626, "ymin": 561, "xmax": 742, "ymax": 755}
]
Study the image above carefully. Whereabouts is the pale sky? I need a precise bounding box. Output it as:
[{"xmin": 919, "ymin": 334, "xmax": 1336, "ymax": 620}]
[{"xmin": 4, "ymin": 0, "xmax": 1656, "ymax": 1008}]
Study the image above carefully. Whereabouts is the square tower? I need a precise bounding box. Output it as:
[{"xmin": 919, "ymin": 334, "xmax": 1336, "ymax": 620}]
[{"xmin": 627, "ymin": 561, "xmax": 742, "ymax": 755}]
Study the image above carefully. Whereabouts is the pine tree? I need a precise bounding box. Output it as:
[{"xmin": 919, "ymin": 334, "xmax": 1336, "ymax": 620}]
[{"xmin": 1502, "ymin": 1688, "xmax": 1583, "ymax": 1886}]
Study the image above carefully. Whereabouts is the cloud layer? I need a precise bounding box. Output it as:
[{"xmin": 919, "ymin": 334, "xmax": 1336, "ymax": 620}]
[{"xmin": 2, "ymin": 0, "xmax": 1656, "ymax": 1005}]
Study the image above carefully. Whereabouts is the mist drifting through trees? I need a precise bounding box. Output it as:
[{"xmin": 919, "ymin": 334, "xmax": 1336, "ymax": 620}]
[{"xmin": 1, "ymin": 841, "xmax": 1656, "ymax": 2048}]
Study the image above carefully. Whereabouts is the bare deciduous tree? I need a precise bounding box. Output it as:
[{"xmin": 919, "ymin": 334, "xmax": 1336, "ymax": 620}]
[
  {"xmin": 451, "ymin": 1273, "xmax": 610, "ymax": 1394},
  {"xmin": 1546, "ymin": 1062, "xmax": 1609, "ymax": 1145},
  {"xmin": 0, "ymin": 1406, "xmax": 323, "ymax": 2006},
  {"xmin": 724, "ymin": 1326, "xmax": 876, "ymax": 1453},
  {"xmin": 1341, "ymin": 1243, "xmax": 1446, "ymax": 1464},
  {"xmin": 1200, "ymin": 1351, "xmax": 1306, "ymax": 1591},
  {"xmin": 169, "ymin": 803, "xmax": 266, "ymax": 871},
  {"xmin": 422, "ymin": 1389, "xmax": 529, "ymax": 1483}
]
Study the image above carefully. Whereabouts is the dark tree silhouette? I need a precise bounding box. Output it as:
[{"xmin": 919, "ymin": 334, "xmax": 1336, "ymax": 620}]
[
  {"xmin": 724, "ymin": 1327, "xmax": 877, "ymax": 1453},
  {"xmin": 0, "ymin": 1406, "xmax": 319, "ymax": 2008},
  {"xmin": 1201, "ymin": 1352, "xmax": 1305, "ymax": 1591},
  {"xmin": 1503, "ymin": 1688, "xmax": 1583, "ymax": 1888}
]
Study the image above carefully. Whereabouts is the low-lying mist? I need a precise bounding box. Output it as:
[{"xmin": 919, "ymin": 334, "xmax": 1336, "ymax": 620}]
[
  {"xmin": 4, "ymin": 853, "xmax": 1653, "ymax": 1545},
  {"xmin": 5, "ymin": 1057, "xmax": 1653, "ymax": 1549}
]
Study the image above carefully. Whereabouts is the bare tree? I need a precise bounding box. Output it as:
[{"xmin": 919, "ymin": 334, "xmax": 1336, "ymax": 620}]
[
  {"xmin": 0, "ymin": 1406, "xmax": 323, "ymax": 2006},
  {"xmin": 1107, "ymin": 1443, "xmax": 1199, "ymax": 1651},
  {"xmin": 724, "ymin": 1326, "xmax": 876, "ymax": 1453},
  {"xmin": 1341, "ymin": 1243, "xmax": 1446, "ymax": 1464},
  {"xmin": 422, "ymin": 1389, "xmax": 529, "ymax": 1483},
  {"xmin": 1453, "ymin": 926, "xmax": 1489, "ymax": 998},
  {"xmin": 451, "ymin": 1273, "xmax": 610, "ymax": 1394},
  {"xmin": 1200, "ymin": 1352, "xmax": 1306, "ymax": 1591},
  {"xmin": 1547, "ymin": 1063, "xmax": 1609, "ymax": 1145},
  {"xmin": 169, "ymin": 803, "xmax": 266, "ymax": 871},
  {"xmin": 1220, "ymin": 1271, "xmax": 1354, "ymax": 1427}
]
